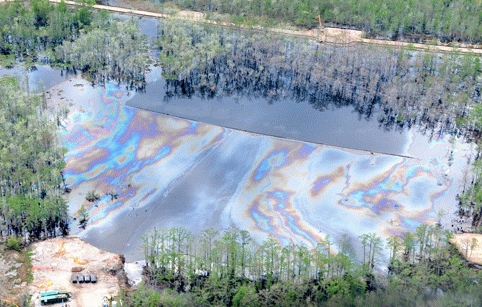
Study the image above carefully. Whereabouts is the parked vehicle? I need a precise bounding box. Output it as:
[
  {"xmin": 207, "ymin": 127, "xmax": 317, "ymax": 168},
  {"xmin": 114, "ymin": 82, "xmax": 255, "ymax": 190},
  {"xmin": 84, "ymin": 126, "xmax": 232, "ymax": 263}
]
[
  {"xmin": 40, "ymin": 293, "xmax": 69, "ymax": 305},
  {"xmin": 91, "ymin": 274, "xmax": 97, "ymax": 283},
  {"xmin": 83, "ymin": 273, "xmax": 91, "ymax": 283},
  {"xmin": 71, "ymin": 273, "xmax": 79, "ymax": 283},
  {"xmin": 41, "ymin": 291, "xmax": 59, "ymax": 297},
  {"xmin": 41, "ymin": 290, "xmax": 71, "ymax": 297}
]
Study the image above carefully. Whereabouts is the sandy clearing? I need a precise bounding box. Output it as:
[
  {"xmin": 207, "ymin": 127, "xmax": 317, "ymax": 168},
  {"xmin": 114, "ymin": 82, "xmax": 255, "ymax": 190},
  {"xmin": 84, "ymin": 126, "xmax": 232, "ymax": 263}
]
[
  {"xmin": 451, "ymin": 233, "xmax": 482, "ymax": 265},
  {"xmin": 28, "ymin": 237, "xmax": 125, "ymax": 307}
]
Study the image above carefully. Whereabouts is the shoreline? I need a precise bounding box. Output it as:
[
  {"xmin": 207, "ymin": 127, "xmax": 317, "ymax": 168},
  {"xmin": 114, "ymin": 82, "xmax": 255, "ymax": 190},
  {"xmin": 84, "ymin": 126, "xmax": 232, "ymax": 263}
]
[
  {"xmin": 50, "ymin": 0, "xmax": 482, "ymax": 54},
  {"xmin": 2, "ymin": 0, "xmax": 481, "ymax": 54}
]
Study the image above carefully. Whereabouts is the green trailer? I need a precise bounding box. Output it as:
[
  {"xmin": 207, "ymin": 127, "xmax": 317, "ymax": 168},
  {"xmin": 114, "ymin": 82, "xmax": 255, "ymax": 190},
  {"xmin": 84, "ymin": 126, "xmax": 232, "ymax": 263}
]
[
  {"xmin": 41, "ymin": 291, "xmax": 58, "ymax": 297},
  {"xmin": 40, "ymin": 293, "xmax": 69, "ymax": 305},
  {"xmin": 41, "ymin": 290, "xmax": 71, "ymax": 297}
]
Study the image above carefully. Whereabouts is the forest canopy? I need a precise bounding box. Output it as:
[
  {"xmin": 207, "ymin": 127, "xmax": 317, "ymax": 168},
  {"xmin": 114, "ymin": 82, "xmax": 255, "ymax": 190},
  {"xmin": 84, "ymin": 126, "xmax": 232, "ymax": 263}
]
[
  {"xmin": 0, "ymin": 0, "xmax": 150, "ymax": 83},
  {"xmin": 0, "ymin": 76, "xmax": 69, "ymax": 241},
  {"xmin": 119, "ymin": 225, "xmax": 482, "ymax": 306},
  {"xmin": 0, "ymin": 0, "xmax": 94, "ymax": 59},
  {"xmin": 157, "ymin": 21, "xmax": 482, "ymax": 135},
  {"xmin": 55, "ymin": 18, "xmax": 149, "ymax": 83},
  {"xmin": 151, "ymin": 0, "xmax": 482, "ymax": 44}
]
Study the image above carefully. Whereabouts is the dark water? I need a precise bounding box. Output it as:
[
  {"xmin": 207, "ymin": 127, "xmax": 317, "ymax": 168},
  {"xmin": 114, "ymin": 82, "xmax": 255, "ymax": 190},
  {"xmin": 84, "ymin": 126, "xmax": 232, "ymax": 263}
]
[
  {"xmin": 122, "ymin": 17, "xmax": 418, "ymax": 156},
  {"xmin": 0, "ymin": 65, "xmax": 75, "ymax": 93},
  {"xmin": 129, "ymin": 16, "xmax": 479, "ymax": 160},
  {"xmin": 127, "ymin": 75, "xmax": 411, "ymax": 156},
  {"xmin": 28, "ymin": 65, "xmax": 76, "ymax": 93},
  {"xmin": 63, "ymin": 79, "xmax": 467, "ymax": 262},
  {"xmin": 44, "ymin": 16, "xmax": 469, "ymax": 263}
]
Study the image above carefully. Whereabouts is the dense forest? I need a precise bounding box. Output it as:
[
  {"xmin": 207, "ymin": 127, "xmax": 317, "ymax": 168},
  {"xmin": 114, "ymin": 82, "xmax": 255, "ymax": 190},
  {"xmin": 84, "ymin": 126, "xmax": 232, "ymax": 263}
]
[
  {"xmin": 0, "ymin": 0, "xmax": 151, "ymax": 244},
  {"xmin": 117, "ymin": 225, "xmax": 482, "ymax": 306},
  {"xmin": 147, "ymin": 0, "xmax": 482, "ymax": 44},
  {"xmin": 0, "ymin": 0, "xmax": 150, "ymax": 84},
  {"xmin": 55, "ymin": 17, "xmax": 150, "ymax": 84},
  {"xmin": 0, "ymin": 0, "xmax": 93, "ymax": 60},
  {"xmin": 0, "ymin": 76, "xmax": 68, "ymax": 241}
]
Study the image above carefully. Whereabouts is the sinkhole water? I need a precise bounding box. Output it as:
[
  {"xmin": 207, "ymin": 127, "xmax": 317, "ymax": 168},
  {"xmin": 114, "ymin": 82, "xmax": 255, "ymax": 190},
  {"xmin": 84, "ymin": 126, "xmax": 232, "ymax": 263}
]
[
  {"xmin": 50, "ymin": 69, "xmax": 471, "ymax": 262},
  {"xmin": 1, "ymin": 17, "xmax": 474, "ymax": 262}
]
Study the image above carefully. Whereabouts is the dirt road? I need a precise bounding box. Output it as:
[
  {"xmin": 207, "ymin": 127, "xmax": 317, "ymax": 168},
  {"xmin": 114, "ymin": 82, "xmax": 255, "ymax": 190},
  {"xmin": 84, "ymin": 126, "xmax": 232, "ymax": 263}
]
[
  {"xmin": 51, "ymin": 0, "xmax": 482, "ymax": 54},
  {"xmin": 1, "ymin": 0, "xmax": 481, "ymax": 53}
]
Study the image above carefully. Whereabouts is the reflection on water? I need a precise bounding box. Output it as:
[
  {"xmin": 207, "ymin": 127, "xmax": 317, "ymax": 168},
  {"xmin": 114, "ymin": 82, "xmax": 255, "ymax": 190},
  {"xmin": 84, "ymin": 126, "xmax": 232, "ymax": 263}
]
[
  {"xmin": 0, "ymin": 65, "xmax": 76, "ymax": 93},
  {"xmin": 130, "ymin": 19, "xmax": 480, "ymax": 158},
  {"xmin": 51, "ymin": 78, "xmax": 471, "ymax": 261},
  {"xmin": 28, "ymin": 65, "xmax": 77, "ymax": 93},
  {"xmin": 2, "ymin": 18, "xmax": 475, "ymax": 264},
  {"xmin": 128, "ymin": 72, "xmax": 411, "ymax": 156}
]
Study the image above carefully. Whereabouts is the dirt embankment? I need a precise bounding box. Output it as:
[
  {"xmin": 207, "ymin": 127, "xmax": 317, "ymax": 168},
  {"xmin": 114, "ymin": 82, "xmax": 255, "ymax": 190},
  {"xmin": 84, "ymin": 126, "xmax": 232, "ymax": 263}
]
[
  {"xmin": 28, "ymin": 237, "xmax": 126, "ymax": 307},
  {"xmin": 451, "ymin": 233, "xmax": 482, "ymax": 265}
]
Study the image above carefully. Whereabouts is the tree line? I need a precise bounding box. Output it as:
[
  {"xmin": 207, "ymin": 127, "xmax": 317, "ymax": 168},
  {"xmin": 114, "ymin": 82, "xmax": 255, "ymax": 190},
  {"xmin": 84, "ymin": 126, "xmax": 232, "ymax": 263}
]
[
  {"xmin": 0, "ymin": 0, "xmax": 150, "ymax": 84},
  {"xmin": 55, "ymin": 17, "xmax": 150, "ymax": 84},
  {"xmin": 119, "ymin": 223, "xmax": 482, "ymax": 306},
  {"xmin": 0, "ymin": 0, "xmax": 94, "ymax": 59},
  {"xmin": 0, "ymin": 76, "xmax": 69, "ymax": 243},
  {"xmin": 148, "ymin": 0, "xmax": 482, "ymax": 44},
  {"xmin": 157, "ymin": 21, "xmax": 482, "ymax": 136}
]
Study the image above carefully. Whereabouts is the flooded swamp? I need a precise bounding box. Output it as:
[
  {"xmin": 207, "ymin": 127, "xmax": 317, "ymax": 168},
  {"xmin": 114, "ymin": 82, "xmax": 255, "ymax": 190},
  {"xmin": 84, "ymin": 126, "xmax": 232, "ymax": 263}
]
[{"xmin": 2, "ymin": 16, "xmax": 479, "ymax": 262}]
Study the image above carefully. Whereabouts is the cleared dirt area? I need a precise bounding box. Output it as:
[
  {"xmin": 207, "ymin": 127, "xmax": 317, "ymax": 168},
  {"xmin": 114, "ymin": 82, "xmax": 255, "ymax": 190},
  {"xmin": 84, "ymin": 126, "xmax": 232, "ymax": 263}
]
[
  {"xmin": 28, "ymin": 237, "xmax": 125, "ymax": 307},
  {"xmin": 451, "ymin": 233, "xmax": 482, "ymax": 265}
]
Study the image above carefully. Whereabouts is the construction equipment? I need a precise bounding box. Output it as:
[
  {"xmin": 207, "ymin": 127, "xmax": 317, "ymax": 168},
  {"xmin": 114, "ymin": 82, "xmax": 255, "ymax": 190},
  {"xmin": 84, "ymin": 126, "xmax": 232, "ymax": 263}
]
[
  {"xmin": 41, "ymin": 290, "xmax": 71, "ymax": 297},
  {"xmin": 73, "ymin": 257, "xmax": 89, "ymax": 265},
  {"xmin": 54, "ymin": 241, "xmax": 67, "ymax": 258},
  {"xmin": 40, "ymin": 293, "xmax": 69, "ymax": 305}
]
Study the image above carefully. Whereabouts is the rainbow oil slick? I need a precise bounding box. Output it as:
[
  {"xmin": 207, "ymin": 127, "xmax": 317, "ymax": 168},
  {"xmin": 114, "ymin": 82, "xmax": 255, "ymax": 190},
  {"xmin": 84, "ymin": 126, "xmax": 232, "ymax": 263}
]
[{"xmin": 50, "ymin": 77, "xmax": 473, "ymax": 261}]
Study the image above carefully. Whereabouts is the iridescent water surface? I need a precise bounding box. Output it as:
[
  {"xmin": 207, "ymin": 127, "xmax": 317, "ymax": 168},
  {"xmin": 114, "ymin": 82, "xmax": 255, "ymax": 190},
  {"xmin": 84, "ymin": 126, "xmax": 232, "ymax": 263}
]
[{"xmin": 48, "ymin": 75, "xmax": 470, "ymax": 261}]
